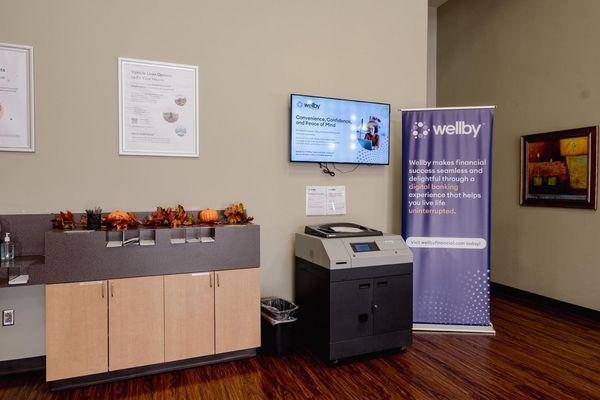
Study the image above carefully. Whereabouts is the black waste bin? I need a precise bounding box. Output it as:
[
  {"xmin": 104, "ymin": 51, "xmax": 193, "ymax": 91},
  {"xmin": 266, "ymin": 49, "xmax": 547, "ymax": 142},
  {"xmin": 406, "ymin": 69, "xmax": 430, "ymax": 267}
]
[{"xmin": 260, "ymin": 297, "xmax": 298, "ymax": 356}]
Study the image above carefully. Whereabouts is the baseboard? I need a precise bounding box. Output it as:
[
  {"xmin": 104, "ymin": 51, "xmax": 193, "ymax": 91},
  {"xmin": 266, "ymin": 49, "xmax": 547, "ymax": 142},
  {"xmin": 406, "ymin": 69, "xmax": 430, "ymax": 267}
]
[
  {"xmin": 0, "ymin": 356, "xmax": 45, "ymax": 376},
  {"xmin": 491, "ymin": 282, "xmax": 599, "ymax": 320},
  {"xmin": 51, "ymin": 348, "xmax": 257, "ymax": 390}
]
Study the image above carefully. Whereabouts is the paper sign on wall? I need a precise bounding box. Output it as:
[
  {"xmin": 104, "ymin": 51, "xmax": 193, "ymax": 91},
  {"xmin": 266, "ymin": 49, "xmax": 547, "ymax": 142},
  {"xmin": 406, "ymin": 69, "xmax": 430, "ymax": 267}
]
[
  {"xmin": 119, "ymin": 58, "xmax": 198, "ymax": 157},
  {"xmin": 0, "ymin": 43, "xmax": 34, "ymax": 152},
  {"xmin": 306, "ymin": 186, "xmax": 346, "ymax": 216}
]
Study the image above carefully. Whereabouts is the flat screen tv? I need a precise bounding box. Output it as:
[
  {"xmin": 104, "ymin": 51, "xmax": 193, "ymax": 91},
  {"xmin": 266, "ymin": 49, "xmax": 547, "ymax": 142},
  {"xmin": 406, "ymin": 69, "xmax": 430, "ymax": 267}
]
[{"xmin": 290, "ymin": 94, "xmax": 391, "ymax": 165}]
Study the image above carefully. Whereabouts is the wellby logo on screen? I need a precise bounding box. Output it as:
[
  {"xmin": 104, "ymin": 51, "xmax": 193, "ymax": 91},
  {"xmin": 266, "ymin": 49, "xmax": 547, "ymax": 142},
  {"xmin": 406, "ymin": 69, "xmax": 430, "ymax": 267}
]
[
  {"xmin": 297, "ymin": 100, "xmax": 320, "ymax": 110},
  {"xmin": 412, "ymin": 121, "xmax": 482, "ymax": 139}
]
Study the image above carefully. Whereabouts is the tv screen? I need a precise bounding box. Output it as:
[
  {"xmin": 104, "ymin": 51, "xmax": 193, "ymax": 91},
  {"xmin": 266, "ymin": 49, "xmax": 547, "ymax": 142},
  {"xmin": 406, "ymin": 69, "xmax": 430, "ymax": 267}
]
[{"xmin": 290, "ymin": 94, "xmax": 390, "ymax": 165}]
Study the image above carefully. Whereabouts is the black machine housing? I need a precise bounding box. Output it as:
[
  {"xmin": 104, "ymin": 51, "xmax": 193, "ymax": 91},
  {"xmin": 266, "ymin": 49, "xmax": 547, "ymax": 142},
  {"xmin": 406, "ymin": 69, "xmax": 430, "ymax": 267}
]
[{"xmin": 295, "ymin": 258, "xmax": 412, "ymax": 363}]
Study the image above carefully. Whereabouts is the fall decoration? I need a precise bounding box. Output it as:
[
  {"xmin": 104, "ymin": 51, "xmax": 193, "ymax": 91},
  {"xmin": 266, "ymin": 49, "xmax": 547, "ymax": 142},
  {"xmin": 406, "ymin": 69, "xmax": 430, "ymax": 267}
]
[
  {"xmin": 199, "ymin": 208, "xmax": 219, "ymax": 223},
  {"xmin": 105, "ymin": 210, "xmax": 141, "ymax": 231},
  {"xmin": 183, "ymin": 212, "xmax": 197, "ymax": 226},
  {"xmin": 223, "ymin": 203, "xmax": 253, "ymax": 224},
  {"xmin": 52, "ymin": 211, "xmax": 76, "ymax": 230},
  {"xmin": 144, "ymin": 207, "xmax": 169, "ymax": 226},
  {"xmin": 145, "ymin": 205, "xmax": 192, "ymax": 227}
]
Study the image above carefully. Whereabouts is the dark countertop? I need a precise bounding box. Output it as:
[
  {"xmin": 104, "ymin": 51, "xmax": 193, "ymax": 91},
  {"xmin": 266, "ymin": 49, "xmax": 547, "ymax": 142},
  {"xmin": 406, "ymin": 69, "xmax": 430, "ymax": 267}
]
[
  {"xmin": 0, "ymin": 255, "xmax": 45, "ymax": 288},
  {"xmin": 42, "ymin": 224, "xmax": 259, "ymax": 285},
  {"xmin": 0, "ymin": 214, "xmax": 260, "ymax": 286}
]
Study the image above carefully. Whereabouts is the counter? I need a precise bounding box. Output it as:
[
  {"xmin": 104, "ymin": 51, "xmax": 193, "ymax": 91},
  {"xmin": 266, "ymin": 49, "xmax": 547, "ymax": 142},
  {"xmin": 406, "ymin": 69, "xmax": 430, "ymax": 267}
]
[{"xmin": 0, "ymin": 213, "xmax": 261, "ymax": 389}]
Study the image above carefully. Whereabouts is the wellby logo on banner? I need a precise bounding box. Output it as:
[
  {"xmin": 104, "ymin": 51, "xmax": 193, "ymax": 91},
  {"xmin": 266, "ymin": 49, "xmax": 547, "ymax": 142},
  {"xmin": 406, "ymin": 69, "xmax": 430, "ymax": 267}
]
[
  {"xmin": 402, "ymin": 106, "xmax": 495, "ymax": 334},
  {"xmin": 411, "ymin": 121, "xmax": 485, "ymax": 140}
]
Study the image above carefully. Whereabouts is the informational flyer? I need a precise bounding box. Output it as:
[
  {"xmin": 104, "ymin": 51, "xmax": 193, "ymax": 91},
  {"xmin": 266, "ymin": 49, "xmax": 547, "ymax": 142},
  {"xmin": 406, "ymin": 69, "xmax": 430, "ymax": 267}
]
[
  {"xmin": 306, "ymin": 186, "xmax": 327, "ymax": 216},
  {"xmin": 326, "ymin": 186, "xmax": 346, "ymax": 215},
  {"xmin": 119, "ymin": 58, "xmax": 198, "ymax": 157},
  {"xmin": 0, "ymin": 43, "xmax": 34, "ymax": 152},
  {"xmin": 306, "ymin": 185, "xmax": 347, "ymax": 216}
]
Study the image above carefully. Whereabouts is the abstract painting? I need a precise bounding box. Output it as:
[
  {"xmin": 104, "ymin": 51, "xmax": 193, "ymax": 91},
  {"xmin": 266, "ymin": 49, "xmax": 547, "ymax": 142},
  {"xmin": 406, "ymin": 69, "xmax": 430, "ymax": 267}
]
[{"xmin": 520, "ymin": 126, "xmax": 597, "ymax": 209}]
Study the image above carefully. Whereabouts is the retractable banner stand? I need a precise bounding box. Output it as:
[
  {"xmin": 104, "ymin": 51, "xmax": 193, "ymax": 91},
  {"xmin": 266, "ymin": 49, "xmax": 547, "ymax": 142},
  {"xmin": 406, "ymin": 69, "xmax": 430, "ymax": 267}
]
[{"xmin": 402, "ymin": 107, "xmax": 495, "ymax": 334}]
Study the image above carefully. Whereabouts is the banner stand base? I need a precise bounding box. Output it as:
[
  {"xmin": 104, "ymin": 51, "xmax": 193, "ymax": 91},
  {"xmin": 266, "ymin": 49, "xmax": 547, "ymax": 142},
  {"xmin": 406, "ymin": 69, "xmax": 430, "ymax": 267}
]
[{"xmin": 413, "ymin": 323, "xmax": 496, "ymax": 335}]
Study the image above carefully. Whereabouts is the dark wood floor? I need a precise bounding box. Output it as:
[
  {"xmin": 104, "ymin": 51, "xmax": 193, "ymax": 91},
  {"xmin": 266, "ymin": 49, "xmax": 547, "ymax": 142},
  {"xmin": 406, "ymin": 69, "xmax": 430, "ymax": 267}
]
[{"xmin": 1, "ymin": 290, "xmax": 598, "ymax": 400}]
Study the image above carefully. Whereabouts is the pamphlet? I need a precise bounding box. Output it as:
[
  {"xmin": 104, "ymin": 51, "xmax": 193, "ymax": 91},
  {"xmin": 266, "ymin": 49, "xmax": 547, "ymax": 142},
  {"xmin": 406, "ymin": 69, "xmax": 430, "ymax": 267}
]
[{"xmin": 306, "ymin": 186, "xmax": 347, "ymax": 216}]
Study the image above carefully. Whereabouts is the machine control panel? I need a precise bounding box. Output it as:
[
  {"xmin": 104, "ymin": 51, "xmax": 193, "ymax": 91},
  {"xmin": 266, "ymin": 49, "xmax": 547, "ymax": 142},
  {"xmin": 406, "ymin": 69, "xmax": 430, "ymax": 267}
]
[{"xmin": 350, "ymin": 242, "xmax": 380, "ymax": 253}]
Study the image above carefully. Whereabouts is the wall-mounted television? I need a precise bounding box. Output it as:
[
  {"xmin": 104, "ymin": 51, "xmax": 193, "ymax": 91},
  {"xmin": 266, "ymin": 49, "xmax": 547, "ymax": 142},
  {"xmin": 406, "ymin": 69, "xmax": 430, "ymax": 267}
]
[{"xmin": 290, "ymin": 94, "xmax": 391, "ymax": 165}]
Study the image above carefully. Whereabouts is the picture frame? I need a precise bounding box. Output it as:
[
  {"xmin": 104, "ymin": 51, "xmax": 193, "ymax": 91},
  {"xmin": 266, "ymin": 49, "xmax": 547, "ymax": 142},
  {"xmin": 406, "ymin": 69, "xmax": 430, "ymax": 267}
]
[
  {"xmin": 118, "ymin": 58, "xmax": 199, "ymax": 157},
  {"xmin": 520, "ymin": 126, "xmax": 597, "ymax": 209},
  {"xmin": 0, "ymin": 43, "xmax": 35, "ymax": 152}
]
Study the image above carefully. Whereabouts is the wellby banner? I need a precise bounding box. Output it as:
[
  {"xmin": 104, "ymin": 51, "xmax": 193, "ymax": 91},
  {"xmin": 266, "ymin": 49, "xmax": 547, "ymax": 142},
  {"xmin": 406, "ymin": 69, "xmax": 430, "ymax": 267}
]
[{"xmin": 401, "ymin": 106, "xmax": 495, "ymax": 334}]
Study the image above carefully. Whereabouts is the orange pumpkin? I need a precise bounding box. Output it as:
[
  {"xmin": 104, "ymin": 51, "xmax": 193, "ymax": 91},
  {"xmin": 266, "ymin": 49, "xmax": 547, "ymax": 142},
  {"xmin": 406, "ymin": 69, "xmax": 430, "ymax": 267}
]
[{"xmin": 199, "ymin": 208, "xmax": 219, "ymax": 223}]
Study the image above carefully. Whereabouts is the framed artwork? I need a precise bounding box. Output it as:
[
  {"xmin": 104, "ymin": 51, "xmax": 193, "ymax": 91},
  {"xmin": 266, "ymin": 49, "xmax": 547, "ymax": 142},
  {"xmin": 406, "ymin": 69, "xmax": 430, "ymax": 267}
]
[
  {"xmin": 520, "ymin": 126, "xmax": 597, "ymax": 209},
  {"xmin": 0, "ymin": 43, "xmax": 35, "ymax": 152},
  {"xmin": 118, "ymin": 58, "xmax": 198, "ymax": 157}
]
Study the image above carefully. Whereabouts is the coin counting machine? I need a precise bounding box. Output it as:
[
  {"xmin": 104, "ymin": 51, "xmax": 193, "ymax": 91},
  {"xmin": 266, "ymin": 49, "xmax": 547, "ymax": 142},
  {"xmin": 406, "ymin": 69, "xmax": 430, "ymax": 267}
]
[{"xmin": 295, "ymin": 223, "xmax": 413, "ymax": 363}]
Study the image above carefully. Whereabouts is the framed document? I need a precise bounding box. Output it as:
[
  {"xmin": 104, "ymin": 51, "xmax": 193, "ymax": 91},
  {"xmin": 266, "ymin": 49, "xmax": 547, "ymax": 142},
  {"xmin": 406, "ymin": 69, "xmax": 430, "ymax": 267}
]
[
  {"xmin": 0, "ymin": 43, "xmax": 34, "ymax": 152},
  {"xmin": 119, "ymin": 58, "xmax": 198, "ymax": 157}
]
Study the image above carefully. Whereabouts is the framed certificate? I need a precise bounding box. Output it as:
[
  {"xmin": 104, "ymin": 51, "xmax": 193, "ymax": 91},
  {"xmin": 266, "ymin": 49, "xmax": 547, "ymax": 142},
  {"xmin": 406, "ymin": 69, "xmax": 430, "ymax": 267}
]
[
  {"xmin": 118, "ymin": 58, "xmax": 199, "ymax": 157},
  {"xmin": 0, "ymin": 43, "xmax": 34, "ymax": 152}
]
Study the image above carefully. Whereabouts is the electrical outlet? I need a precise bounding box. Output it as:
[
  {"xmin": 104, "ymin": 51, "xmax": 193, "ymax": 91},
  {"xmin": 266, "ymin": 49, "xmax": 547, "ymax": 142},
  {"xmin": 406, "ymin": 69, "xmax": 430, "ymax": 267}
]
[{"xmin": 2, "ymin": 309, "xmax": 14, "ymax": 326}]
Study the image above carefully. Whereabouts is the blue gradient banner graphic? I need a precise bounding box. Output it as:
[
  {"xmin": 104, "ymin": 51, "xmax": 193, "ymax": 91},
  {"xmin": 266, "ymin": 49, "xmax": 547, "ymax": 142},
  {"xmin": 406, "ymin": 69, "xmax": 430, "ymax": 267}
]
[{"xmin": 402, "ymin": 107, "xmax": 494, "ymax": 326}]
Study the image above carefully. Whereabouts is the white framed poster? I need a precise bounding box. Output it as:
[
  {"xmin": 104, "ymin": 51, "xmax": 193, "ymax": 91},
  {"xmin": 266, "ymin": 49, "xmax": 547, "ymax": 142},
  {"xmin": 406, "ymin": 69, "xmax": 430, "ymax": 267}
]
[
  {"xmin": 0, "ymin": 43, "xmax": 34, "ymax": 152},
  {"xmin": 119, "ymin": 58, "xmax": 198, "ymax": 157}
]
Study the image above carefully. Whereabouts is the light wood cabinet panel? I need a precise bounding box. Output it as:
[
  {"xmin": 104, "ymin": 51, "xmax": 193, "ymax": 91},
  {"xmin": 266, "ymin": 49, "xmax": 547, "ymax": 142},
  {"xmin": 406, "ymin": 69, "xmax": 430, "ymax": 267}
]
[
  {"xmin": 108, "ymin": 276, "xmax": 164, "ymax": 371},
  {"xmin": 164, "ymin": 272, "xmax": 215, "ymax": 362},
  {"xmin": 46, "ymin": 281, "xmax": 108, "ymax": 381},
  {"xmin": 215, "ymin": 268, "xmax": 260, "ymax": 353}
]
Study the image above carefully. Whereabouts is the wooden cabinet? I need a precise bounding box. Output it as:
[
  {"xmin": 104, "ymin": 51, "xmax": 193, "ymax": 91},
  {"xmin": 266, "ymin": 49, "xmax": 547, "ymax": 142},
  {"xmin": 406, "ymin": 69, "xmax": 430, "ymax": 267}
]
[
  {"xmin": 45, "ymin": 268, "xmax": 259, "ymax": 381},
  {"xmin": 46, "ymin": 281, "xmax": 108, "ymax": 381},
  {"xmin": 215, "ymin": 268, "xmax": 261, "ymax": 353},
  {"xmin": 108, "ymin": 276, "xmax": 164, "ymax": 371},
  {"xmin": 164, "ymin": 272, "xmax": 215, "ymax": 362}
]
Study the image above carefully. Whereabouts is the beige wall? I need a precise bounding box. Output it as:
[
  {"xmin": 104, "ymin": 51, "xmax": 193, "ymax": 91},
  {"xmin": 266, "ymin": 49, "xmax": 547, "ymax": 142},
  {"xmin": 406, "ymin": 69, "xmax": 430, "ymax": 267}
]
[
  {"xmin": 427, "ymin": 6, "xmax": 437, "ymax": 107},
  {"xmin": 438, "ymin": 0, "xmax": 600, "ymax": 310},
  {"xmin": 0, "ymin": 1, "xmax": 427, "ymax": 300}
]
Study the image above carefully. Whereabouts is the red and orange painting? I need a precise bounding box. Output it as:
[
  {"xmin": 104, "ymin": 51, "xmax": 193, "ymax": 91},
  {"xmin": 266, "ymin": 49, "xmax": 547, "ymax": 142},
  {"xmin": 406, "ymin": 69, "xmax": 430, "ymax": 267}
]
[{"xmin": 521, "ymin": 126, "xmax": 597, "ymax": 209}]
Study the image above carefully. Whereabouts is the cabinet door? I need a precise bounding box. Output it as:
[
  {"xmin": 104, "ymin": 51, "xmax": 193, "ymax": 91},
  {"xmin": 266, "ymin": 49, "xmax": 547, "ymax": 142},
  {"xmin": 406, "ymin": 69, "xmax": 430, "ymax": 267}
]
[
  {"xmin": 46, "ymin": 281, "xmax": 108, "ymax": 381},
  {"xmin": 165, "ymin": 272, "xmax": 215, "ymax": 362},
  {"xmin": 108, "ymin": 276, "xmax": 164, "ymax": 371},
  {"xmin": 373, "ymin": 275, "xmax": 412, "ymax": 334},
  {"xmin": 331, "ymin": 279, "xmax": 373, "ymax": 342},
  {"xmin": 215, "ymin": 268, "xmax": 260, "ymax": 353}
]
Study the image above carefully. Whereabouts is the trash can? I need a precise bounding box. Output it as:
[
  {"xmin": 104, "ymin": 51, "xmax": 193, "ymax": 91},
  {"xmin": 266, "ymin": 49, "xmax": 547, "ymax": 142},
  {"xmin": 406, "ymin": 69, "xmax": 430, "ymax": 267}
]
[{"xmin": 260, "ymin": 297, "xmax": 298, "ymax": 356}]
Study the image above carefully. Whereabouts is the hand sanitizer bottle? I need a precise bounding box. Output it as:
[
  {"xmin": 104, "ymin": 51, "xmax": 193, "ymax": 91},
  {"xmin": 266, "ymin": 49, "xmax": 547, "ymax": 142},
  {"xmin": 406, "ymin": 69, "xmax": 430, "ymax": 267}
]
[{"xmin": 1, "ymin": 233, "xmax": 14, "ymax": 261}]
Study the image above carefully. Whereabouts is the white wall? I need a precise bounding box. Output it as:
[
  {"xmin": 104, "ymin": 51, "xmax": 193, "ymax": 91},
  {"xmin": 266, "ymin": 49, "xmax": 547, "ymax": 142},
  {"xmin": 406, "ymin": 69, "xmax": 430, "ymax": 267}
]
[{"xmin": 0, "ymin": 1, "xmax": 428, "ymax": 302}]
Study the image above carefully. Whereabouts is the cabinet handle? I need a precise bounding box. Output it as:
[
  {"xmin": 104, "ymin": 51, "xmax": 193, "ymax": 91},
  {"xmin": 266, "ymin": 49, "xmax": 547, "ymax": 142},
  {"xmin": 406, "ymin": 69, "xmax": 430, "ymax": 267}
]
[
  {"xmin": 102, "ymin": 282, "xmax": 105, "ymax": 298},
  {"xmin": 209, "ymin": 274, "xmax": 213, "ymax": 288},
  {"xmin": 111, "ymin": 283, "xmax": 114, "ymax": 297},
  {"xmin": 217, "ymin": 273, "xmax": 220, "ymax": 287}
]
